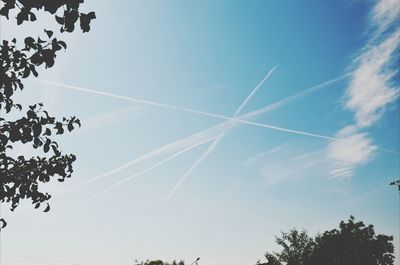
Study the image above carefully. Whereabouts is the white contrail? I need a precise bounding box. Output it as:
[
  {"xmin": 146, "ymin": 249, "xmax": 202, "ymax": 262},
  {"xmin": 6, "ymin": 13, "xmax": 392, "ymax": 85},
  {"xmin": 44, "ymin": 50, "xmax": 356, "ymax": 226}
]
[
  {"xmin": 34, "ymin": 79, "xmax": 238, "ymax": 121},
  {"xmin": 159, "ymin": 66, "xmax": 278, "ymax": 208},
  {"xmin": 240, "ymin": 73, "xmax": 351, "ymax": 119},
  {"xmin": 41, "ymin": 74, "xmax": 399, "ymax": 193},
  {"xmin": 72, "ymin": 72, "xmax": 397, "ymax": 201},
  {"xmin": 34, "ymin": 75, "xmax": 351, "ymax": 135},
  {"xmin": 234, "ymin": 65, "xmax": 278, "ymax": 116},
  {"xmin": 89, "ymin": 136, "xmax": 220, "ymax": 200},
  {"xmin": 72, "ymin": 119, "xmax": 231, "ymax": 190},
  {"xmin": 73, "ymin": 72, "xmax": 396, "ymax": 191},
  {"xmin": 159, "ymin": 137, "xmax": 222, "ymax": 209}
]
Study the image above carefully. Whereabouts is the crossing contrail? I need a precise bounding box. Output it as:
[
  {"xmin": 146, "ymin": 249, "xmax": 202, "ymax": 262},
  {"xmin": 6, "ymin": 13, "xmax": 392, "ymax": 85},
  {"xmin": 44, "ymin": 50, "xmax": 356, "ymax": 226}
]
[
  {"xmin": 75, "ymin": 72, "xmax": 346, "ymax": 190},
  {"xmin": 89, "ymin": 136, "xmax": 220, "ymax": 200},
  {"xmin": 34, "ymin": 74, "xmax": 346, "ymax": 130},
  {"xmin": 39, "ymin": 74, "xmax": 399, "ymax": 198},
  {"xmin": 159, "ymin": 66, "xmax": 278, "ymax": 208}
]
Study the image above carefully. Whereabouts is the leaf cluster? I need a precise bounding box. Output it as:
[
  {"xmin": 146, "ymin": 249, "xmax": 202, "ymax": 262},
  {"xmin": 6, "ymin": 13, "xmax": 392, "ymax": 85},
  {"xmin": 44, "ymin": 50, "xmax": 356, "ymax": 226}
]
[
  {"xmin": 1, "ymin": 32, "xmax": 66, "ymax": 112},
  {"xmin": 0, "ymin": 0, "xmax": 96, "ymax": 32}
]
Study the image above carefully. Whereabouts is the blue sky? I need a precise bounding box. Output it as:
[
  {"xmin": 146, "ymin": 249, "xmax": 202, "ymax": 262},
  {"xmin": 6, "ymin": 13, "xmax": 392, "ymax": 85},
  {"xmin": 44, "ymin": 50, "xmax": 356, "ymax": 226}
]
[{"xmin": 1, "ymin": 0, "xmax": 400, "ymax": 264}]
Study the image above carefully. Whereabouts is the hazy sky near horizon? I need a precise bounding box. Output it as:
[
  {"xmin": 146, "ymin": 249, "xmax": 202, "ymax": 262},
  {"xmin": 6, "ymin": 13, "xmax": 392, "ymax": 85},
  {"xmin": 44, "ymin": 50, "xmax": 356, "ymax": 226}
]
[{"xmin": 1, "ymin": 0, "xmax": 400, "ymax": 264}]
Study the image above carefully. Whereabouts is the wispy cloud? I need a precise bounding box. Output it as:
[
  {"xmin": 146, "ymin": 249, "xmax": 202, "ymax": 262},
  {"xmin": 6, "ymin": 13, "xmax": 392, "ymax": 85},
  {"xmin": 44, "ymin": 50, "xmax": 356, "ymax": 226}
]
[
  {"xmin": 242, "ymin": 141, "xmax": 293, "ymax": 167},
  {"xmin": 371, "ymin": 0, "xmax": 400, "ymax": 34},
  {"xmin": 244, "ymin": 142, "xmax": 325, "ymax": 186},
  {"xmin": 345, "ymin": 29, "xmax": 400, "ymax": 128},
  {"xmin": 327, "ymin": 0, "xmax": 399, "ymax": 177},
  {"xmin": 327, "ymin": 126, "xmax": 377, "ymax": 177}
]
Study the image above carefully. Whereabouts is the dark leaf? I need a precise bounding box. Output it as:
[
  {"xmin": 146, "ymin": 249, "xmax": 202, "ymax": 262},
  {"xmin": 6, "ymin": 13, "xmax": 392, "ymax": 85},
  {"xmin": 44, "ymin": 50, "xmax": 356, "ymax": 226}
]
[
  {"xmin": 44, "ymin": 204, "xmax": 50, "ymax": 212},
  {"xmin": 0, "ymin": 219, "xmax": 7, "ymax": 229},
  {"xmin": 32, "ymin": 123, "xmax": 42, "ymax": 137},
  {"xmin": 29, "ymin": 12, "xmax": 36, "ymax": 22},
  {"xmin": 43, "ymin": 138, "xmax": 51, "ymax": 153},
  {"xmin": 58, "ymin": 40, "xmax": 67, "ymax": 49},
  {"xmin": 24, "ymin": 37, "xmax": 35, "ymax": 48},
  {"xmin": 67, "ymin": 122, "xmax": 74, "ymax": 132},
  {"xmin": 55, "ymin": 15, "xmax": 64, "ymax": 24},
  {"xmin": 44, "ymin": 29, "xmax": 53, "ymax": 38}
]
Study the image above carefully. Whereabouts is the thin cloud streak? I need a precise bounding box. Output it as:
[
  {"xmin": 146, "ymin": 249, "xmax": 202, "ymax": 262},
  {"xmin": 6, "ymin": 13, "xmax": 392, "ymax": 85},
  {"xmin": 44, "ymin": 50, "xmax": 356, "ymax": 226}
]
[{"xmin": 159, "ymin": 66, "xmax": 278, "ymax": 208}]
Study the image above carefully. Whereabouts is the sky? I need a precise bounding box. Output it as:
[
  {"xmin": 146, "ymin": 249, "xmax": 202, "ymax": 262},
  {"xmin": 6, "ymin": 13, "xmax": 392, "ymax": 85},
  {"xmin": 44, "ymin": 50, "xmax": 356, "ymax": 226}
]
[{"xmin": 1, "ymin": 0, "xmax": 400, "ymax": 264}]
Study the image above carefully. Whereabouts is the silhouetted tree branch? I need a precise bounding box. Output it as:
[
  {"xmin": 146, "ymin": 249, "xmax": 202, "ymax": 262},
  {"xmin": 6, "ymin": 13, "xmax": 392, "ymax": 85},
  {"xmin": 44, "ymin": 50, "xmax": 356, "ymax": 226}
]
[{"xmin": 0, "ymin": 0, "xmax": 95, "ymax": 229}]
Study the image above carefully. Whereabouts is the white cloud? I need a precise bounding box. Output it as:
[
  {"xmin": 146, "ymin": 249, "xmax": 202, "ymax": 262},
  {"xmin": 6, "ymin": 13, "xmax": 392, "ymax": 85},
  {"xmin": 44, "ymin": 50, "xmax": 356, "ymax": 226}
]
[
  {"xmin": 327, "ymin": 0, "xmax": 400, "ymax": 177},
  {"xmin": 371, "ymin": 0, "xmax": 400, "ymax": 34},
  {"xmin": 326, "ymin": 126, "xmax": 377, "ymax": 178},
  {"xmin": 249, "ymin": 126, "xmax": 378, "ymax": 181},
  {"xmin": 244, "ymin": 142, "xmax": 325, "ymax": 186},
  {"xmin": 345, "ymin": 29, "xmax": 400, "ymax": 127}
]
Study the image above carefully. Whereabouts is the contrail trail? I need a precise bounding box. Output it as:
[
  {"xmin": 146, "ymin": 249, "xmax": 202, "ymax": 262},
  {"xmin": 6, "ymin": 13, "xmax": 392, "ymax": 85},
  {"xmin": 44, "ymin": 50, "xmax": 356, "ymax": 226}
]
[
  {"xmin": 234, "ymin": 65, "xmax": 278, "ymax": 116},
  {"xmin": 89, "ymin": 136, "xmax": 220, "ymax": 200},
  {"xmin": 72, "ymin": 72, "xmax": 397, "ymax": 191},
  {"xmin": 74, "ymin": 70, "xmax": 330, "ymax": 189},
  {"xmin": 159, "ymin": 66, "xmax": 278, "ymax": 208},
  {"xmin": 35, "ymin": 74, "xmax": 353, "ymax": 133},
  {"xmin": 34, "ymin": 79, "xmax": 238, "ymax": 122},
  {"xmin": 240, "ymin": 73, "xmax": 351, "ymax": 119},
  {"xmin": 159, "ymin": 137, "xmax": 222, "ymax": 209},
  {"xmin": 33, "ymin": 74, "xmax": 344, "ymax": 129},
  {"xmin": 72, "ymin": 120, "xmax": 231, "ymax": 190}
]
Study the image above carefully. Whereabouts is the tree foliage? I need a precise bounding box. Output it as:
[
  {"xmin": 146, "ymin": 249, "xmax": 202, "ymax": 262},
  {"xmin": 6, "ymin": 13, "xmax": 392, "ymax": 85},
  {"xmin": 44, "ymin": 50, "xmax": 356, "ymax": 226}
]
[
  {"xmin": 263, "ymin": 229, "xmax": 314, "ymax": 265},
  {"xmin": 262, "ymin": 216, "xmax": 394, "ymax": 265},
  {"xmin": 0, "ymin": 0, "xmax": 95, "ymax": 229},
  {"xmin": 134, "ymin": 260, "xmax": 185, "ymax": 265},
  {"xmin": 308, "ymin": 216, "xmax": 394, "ymax": 265}
]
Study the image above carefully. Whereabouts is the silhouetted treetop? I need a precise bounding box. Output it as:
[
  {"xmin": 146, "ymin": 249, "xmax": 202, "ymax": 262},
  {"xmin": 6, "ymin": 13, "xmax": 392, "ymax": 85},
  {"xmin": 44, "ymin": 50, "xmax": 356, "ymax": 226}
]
[
  {"xmin": 308, "ymin": 216, "xmax": 394, "ymax": 265},
  {"xmin": 134, "ymin": 260, "xmax": 185, "ymax": 265},
  {"xmin": 263, "ymin": 229, "xmax": 314, "ymax": 265},
  {"xmin": 261, "ymin": 216, "xmax": 394, "ymax": 265}
]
